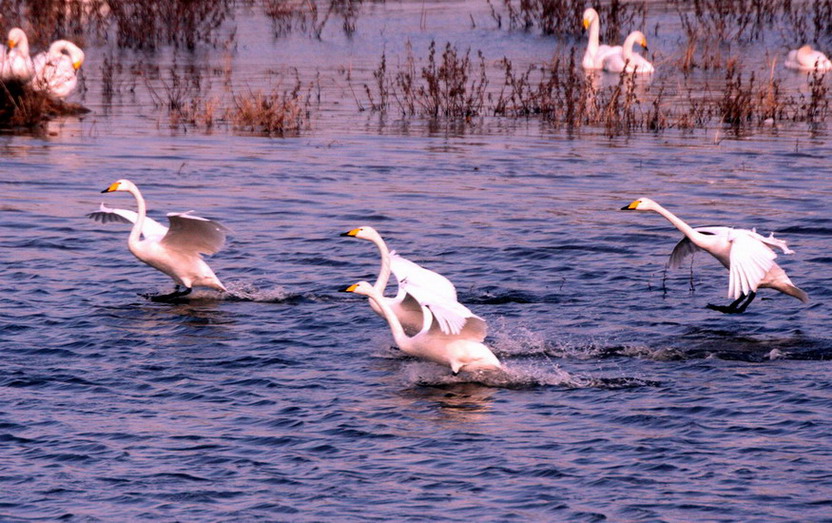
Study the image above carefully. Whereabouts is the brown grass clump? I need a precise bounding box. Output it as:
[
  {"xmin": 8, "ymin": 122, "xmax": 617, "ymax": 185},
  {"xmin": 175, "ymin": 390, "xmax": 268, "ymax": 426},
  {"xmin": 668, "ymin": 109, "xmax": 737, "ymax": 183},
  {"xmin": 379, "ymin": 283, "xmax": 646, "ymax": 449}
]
[
  {"xmin": 0, "ymin": 79, "xmax": 89, "ymax": 130},
  {"xmin": 228, "ymin": 81, "xmax": 310, "ymax": 136},
  {"xmin": 263, "ymin": 0, "xmax": 364, "ymax": 39}
]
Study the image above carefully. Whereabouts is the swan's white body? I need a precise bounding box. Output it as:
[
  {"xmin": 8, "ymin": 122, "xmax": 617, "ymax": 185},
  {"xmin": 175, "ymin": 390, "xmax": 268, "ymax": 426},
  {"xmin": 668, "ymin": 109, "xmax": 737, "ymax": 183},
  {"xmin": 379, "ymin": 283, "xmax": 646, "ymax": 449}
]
[
  {"xmin": 582, "ymin": 8, "xmax": 615, "ymax": 70},
  {"xmin": 623, "ymin": 197, "xmax": 808, "ymax": 307},
  {"xmin": 344, "ymin": 281, "xmax": 502, "ymax": 374},
  {"xmin": 602, "ymin": 31, "xmax": 654, "ymax": 74},
  {"xmin": 2, "ymin": 28, "xmax": 34, "ymax": 81},
  {"xmin": 785, "ymin": 45, "xmax": 832, "ymax": 72},
  {"xmin": 342, "ymin": 226, "xmax": 487, "ymax": 340},
  {"xmin": 31, "ymin": 40, "xmax": 84, "ymax": 98},
  {"xmin": 89, "ymin": 179, "xmax": 228, "ymax": 294}
]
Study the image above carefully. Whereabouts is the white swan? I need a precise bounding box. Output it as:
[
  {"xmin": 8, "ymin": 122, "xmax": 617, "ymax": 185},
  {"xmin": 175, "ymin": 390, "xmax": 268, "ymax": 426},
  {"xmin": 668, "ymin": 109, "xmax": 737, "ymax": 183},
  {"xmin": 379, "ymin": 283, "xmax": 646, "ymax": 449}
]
[
  {"xmin": 342, "ymin": 281, "xmax": 502, "ymax": 375},
  {"xmin": 622, "ymin": 197, "xmax": 808, "ymax": 313},
  {"xmin": 785, "ymin": 45, "xmax": 832, "ymax": 72},
  {"xmin": 602, "ymin": 30, "xmax": 654, "ymax": 74},
  {"xmin": 2, "ymin": 28, "xmax": 34, "ymax": 81},
  {"xmin": 582, "ymin": 8, "xmax": 616, "ymax": 70},
  {"xmin": 31, "ymin": 40, "xmax": 84, "ymax": 98},
  {"xmin": 341, "ymin": 226, "xmax": 487, "ymax": 340},
  {"xmin": 88, "ymin": 179, "xmax": 229, "ymax": 301}
]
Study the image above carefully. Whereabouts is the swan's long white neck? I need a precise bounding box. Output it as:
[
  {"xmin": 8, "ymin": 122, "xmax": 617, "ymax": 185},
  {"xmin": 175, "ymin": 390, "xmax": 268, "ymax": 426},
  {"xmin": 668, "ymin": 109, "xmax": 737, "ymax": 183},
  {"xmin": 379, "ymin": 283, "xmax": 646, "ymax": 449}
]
[
  {"xmin": 365, "ymin": 287, "xmax": 409, "ymax": 347},
  {"xmin": 650, "ymin": 202, "xmax": 712, "ymax": 249},
  {"xmin": 127, "ymin": 184, "xmax": 147, "ymax": 248},
  {"xmin": 370, "ymin": 233, "xmax": 392, "ymax": 295},
  {"xmin": 586, "ymin": 17, "xmax": 600, "ymax": 56}
]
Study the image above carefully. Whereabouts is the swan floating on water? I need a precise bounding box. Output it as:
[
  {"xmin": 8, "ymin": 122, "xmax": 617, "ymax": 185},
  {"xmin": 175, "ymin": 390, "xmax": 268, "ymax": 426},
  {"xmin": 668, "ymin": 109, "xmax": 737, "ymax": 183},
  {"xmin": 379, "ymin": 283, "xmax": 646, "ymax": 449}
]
[
  {"xmin": 621, "ymin": 197, "xmax": 808, "ymax": 313},
  {"xmin": 785, "ymin": 45, "xmax": 832, "ymax": 72},
  {"xmin": 581, "ymin": 8, "xmax": 615, "ymax": 70},
  {"xmin": 341, "ymin": 226, "xmax": 487, "ymax": 340},
  {"xmin": 602, "ymin": 30, "xmax": 654, "ymax": 74},
  {"xmin": 341, "ymin": 281, "xmax": 502, "ymax": 375},
  {"xmin": 31, "ymin": 39, "xmax": 85, "ymax": 98},
  {"xmin": 88, "ymin": 179, "xmax": 229, "ymax": 302},
  {"xmin": 1, "ymin": 28, "xmax": 34, "ymax": 82}
]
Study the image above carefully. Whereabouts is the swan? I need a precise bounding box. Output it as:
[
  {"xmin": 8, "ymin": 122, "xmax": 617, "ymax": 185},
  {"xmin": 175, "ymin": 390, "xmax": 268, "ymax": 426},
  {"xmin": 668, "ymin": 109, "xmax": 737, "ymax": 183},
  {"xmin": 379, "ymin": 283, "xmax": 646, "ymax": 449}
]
[
  {"xmin": 31, "ymin": 40, "xmax": 84, "ymax": 98},
  {"xmin": 621, "ymin": 197, "xmax": 808, "ymax": 313},
  {"xmin": 582, "ymin": 8, "xmax": 615, "ymax": 70},
  {"xmin": 602, "ymin": 30, "xmax": 654, "ymax": 74},
  {"xmin": 785, "ymin": 45, "xmax": 832, "ymax": 72},
  {"xmin": 341, "ymin": 281, "xmax": 502, "ymax": 375},
  {"xmin": 341, "ymin": 226, "xmax": 487, "ymax": 340},
  {"xmin": 2, "ymin": 28, "xmax": 34, "ymax": 81},
  {"xmin": 88, "ymin": 179, "xmax": 229, "ymax": 302}
]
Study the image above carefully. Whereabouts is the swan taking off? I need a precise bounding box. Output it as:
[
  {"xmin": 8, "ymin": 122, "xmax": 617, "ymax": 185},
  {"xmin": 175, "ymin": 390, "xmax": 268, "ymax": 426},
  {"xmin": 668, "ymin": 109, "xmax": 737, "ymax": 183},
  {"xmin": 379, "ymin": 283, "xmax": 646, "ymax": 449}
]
[
  {"xmin": 1, "ymin": 28, "xmax": 34, "ymax": 81},
  {"xmin": 582, "ymin": 8, "xmax": 615, "ymax": 70},
  {"xmin": 621, "ymin": 197, "xmax": 808, "ymax": 314},
  {"xmin": 341, "ymin": 226, "xmax": 487, "ymax": 340},
  {"xmin": 31, "ymin": 40, "xmax": 85, "ymax": 98},
  {"xmin": 89, "ymin": 179, "xmax": 229, "ymax": 302},
  {"xmin": 602, "ymin": 30, "xmax": 654, "ymax": 74},
  {"xmin": 341, "ymin": 281, "xmax": 502, "ymax": 375},
  {"xmin": 785, "ymin": 45, "xmax": 832, "ymax": 72}
]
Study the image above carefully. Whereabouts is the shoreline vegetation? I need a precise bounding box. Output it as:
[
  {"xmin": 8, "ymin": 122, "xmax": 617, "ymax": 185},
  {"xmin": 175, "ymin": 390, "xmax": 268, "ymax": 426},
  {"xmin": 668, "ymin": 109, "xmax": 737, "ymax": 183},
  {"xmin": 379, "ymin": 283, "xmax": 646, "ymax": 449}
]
[{"xmin": 0, "ymin": 0, "xmax": 830, "ymax": 136}]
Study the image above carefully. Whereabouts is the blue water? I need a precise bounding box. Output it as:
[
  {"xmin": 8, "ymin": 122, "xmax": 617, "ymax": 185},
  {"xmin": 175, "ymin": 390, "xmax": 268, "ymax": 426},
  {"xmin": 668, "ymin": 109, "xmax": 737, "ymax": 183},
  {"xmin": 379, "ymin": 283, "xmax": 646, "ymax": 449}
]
[{"xmin": 2, "ymin": 1, "xmax": 832, "ymax": 521}]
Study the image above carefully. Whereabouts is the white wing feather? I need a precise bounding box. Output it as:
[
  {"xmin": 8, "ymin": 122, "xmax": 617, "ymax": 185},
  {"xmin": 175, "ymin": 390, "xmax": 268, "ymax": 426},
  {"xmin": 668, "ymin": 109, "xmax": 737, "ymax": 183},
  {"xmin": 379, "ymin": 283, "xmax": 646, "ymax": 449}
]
[
  {"xmin": 162, "ymin": 211, "xmax": 229, "ymax": 256},
  {"xmin": 87, "ymin": 202, "xmax": 168, "ymax": 241},
  {"xmin": 668, "ymin": 226, "xmax": 728, "ymax": 269},
  {"xmin": 389, "ymin": 252, "xmax": 485, "ymax": 338},
  {"xmin": 727, "ymin": 231, "xmax": 777, "ymax": 299}
]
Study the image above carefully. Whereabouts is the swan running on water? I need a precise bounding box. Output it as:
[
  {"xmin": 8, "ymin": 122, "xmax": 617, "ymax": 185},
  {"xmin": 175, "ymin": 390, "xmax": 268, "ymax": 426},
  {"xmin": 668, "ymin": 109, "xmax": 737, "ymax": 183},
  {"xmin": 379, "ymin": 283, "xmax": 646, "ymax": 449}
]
[
  {"xmin": 581, "ymin": 8, "xmax": 615, "ymax": 70},
  {"xmin": 621, "ymin": 197, "xmax": 808, "ymax": 313},
  {"xmin": 785, "ymin": 45, "xmax": 832, "ymax": 72},
  {"xmin": 31, "ymin": 39, "xmax": 85, "ymax": 98},
  {"xmin": 341, "ymin": 281, "xmax": 502, "ymax": 375},
  {"xmin": 602, "ymin": 30, "xmax": 654, "ymax": 74},
  {"xmin": 1, "ymin": 28, "xmax": 34, "ymax": 81},
  {"xmin": 341, "ymin": 226, "xmax": 487, "ymax": 339},
  {"xmin": 88, "ymin": 179, "xmax": 229, "ymax": 302}
]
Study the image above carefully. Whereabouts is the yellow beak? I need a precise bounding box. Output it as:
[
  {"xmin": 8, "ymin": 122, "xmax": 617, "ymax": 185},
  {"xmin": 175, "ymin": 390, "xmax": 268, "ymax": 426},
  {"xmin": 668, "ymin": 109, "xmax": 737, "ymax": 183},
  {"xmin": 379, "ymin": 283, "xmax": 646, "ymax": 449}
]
[
  {"xmin": 641, "ymin": 38, "xmax": 649, "ymax": 50},
  {"xmin": 582, "ymin": 18, "xmax": 590, "ymax": 30},
  {"xmin": 102, "ymin": 182, "xmax": 120, "ymax": 193},
  {"xmin": 73, "ymin": 60, "xmax": 83, "ymax": 70},
  {"xmin": 8, "ymin": 39, "xmax": 15, "ymax": 49},
  {"xmin": 621, "ymin": 200, "xmax": 640, "ymax": 210},
  {"xmin": 341, "ymin": 228, "xmax": 360, "ymax": 237}
]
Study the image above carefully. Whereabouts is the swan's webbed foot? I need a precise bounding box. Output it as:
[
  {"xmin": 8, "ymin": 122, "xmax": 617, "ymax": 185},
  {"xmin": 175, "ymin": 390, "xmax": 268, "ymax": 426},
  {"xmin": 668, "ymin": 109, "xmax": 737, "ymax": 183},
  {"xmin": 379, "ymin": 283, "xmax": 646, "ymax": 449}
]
[
  {"xmin": 706, "ymin": 291, "xmax": 756, "ymax": 314},
  {"xmin": 141, "ymin": 285, "xmax": 193, "ymax": 303}
]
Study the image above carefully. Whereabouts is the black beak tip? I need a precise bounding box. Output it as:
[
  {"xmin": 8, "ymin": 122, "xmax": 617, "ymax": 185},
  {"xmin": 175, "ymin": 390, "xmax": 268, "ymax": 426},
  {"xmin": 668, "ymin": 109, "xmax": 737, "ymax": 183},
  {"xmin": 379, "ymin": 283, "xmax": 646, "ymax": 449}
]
[
  {"xmin": 620, "ymin": 205, "xmax": 631, "ymax": 210},
  {"xmin": 101, "ymin": 189, "xmax": 109, "ymax": 193},
  {"xmin": 339, "ymin": 232, "xmax": 350, "ymax": 237},
  {"xmin": 338, "ymin": 285, "xmax": 352, "ymax": 293}
]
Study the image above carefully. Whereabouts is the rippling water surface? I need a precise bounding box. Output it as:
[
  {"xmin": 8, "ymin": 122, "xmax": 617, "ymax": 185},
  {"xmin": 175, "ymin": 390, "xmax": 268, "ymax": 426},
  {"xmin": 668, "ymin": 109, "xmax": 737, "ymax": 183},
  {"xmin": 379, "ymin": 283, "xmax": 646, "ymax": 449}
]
[{"xmin": 2, "ymin": 2, "xmax": 832, "ymax": 521}]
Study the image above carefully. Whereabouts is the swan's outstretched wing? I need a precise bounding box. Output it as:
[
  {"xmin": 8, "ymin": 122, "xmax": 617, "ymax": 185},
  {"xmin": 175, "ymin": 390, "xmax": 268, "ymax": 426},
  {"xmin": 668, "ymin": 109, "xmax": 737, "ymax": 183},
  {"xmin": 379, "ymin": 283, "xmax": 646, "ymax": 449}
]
[
  {"xmin": 389, "ymin": 253, "xmax": 458, "ymax": 303},
  {"xmin": 87, "ymin": 203, "xmax": 168, "ymax": 241},
  {"xmin": 668, "ymin": 226, "xmax": 726, "ymax": 269},
  {"xmin": 162, "ymin": 211, "xmax": 228, "ymax": 256},
  {"xmin": 748, "ymin": 229, "xmax": 794, "ymax": 255},
  {"xmin": 727, "ymin": 231, "xmax": 777, "ymax": 299},
  {"xmin": 391, "ymin": 253, "xmax": 486, "ymax": 338}
]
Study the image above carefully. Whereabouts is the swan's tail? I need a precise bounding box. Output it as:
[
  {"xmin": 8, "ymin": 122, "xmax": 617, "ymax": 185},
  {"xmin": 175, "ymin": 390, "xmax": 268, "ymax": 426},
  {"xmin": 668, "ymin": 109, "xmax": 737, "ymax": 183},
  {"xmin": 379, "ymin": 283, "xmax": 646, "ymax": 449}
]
[{"xmin": 782, "ymin": 284, "xmax": 809, "ymax": 303}]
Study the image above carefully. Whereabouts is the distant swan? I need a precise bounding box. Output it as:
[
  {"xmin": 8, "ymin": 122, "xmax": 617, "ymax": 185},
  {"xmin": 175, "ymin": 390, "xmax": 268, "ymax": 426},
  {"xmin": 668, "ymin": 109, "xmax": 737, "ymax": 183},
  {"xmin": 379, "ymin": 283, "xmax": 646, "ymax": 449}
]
[
  {"xmin": 602, "ymin": 30, "xmax": 654, "ymax": 74},
  {"xmin": 88, "ymin": 179, "xmax": 229, "ymax": 302},
  {"xmin": 31, "ymin": 40, "xmax": 85, "ymax": 98},
  {"xmin": 342, "ymin": 281, "xmax": 502, "ymax": 375},
  {"xmin": 582, "ymin": 8, "xmax": 615, "ymax": 70},
  {"xmin": 341, "ymin": 226, "xmax": 486, "ymax": 340},
  {"xmin": 785, "ymin": 45, "xmax": 832, "ymax": 72},
  {"xmin": 2, "ymin": 28, "xmax": 34, "ymax": 81},
  {"xmin": 622, "ymin": 197, "xmax": 808, "ymax": 313}
]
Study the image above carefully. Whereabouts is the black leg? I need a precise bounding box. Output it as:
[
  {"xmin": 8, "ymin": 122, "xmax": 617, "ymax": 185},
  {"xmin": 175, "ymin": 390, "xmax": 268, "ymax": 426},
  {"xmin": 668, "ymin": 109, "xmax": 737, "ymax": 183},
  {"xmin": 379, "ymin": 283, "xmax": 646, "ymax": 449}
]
[
  {"xmin": 141, "ymin": 286, "xmax": 193, "ymax": 303},
  {"xmin": 706, "ymin": 291, "xmax": 756, "ymax": 314}
]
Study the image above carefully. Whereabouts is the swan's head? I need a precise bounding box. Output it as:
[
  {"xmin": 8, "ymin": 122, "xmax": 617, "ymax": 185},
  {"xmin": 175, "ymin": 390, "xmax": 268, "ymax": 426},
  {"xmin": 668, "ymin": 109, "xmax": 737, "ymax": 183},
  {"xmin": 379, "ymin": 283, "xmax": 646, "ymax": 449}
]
[
  {"xmin": 621, "ymin": 197, "xmax": 658, "ymax": 211},
  {"xmin": 339, "ymin": 281, "xmax": 375, "ymax": 297},
  {"xmin": 582, "ymin": 8, "xmax": 598, "ymax": 30},
  {"xmin": 628, "ymin": 30, "xmax": 649, "ymax": 51},
  {"xmin": 8, "ymin": 28, "xmax": 27, "ymax": 50},
  {"xmin": 49, "ymin": 40, "xmax": 85, "ymax": 69},
  {"xmin": 101, "ymin": 179, "xmax": 136, "ymax": 194},
  {"xmin": 797, "ymin": 44, "xmax": 814, "ymax": 57},
  {"xmin": 340, "ymin": 225, "xmax": 381, "ymax": 242}
]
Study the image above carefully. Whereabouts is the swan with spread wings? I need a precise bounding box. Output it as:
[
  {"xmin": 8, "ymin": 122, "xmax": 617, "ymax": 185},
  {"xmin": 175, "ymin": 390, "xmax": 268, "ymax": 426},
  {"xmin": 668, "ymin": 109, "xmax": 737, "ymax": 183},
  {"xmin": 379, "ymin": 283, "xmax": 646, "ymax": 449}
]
[{"xmin": 88, "ymin": 179, "xmax": 229, "ymax": 301}]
